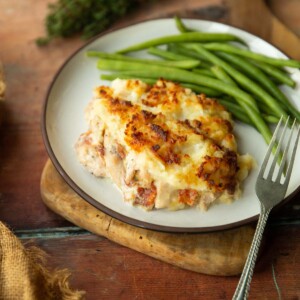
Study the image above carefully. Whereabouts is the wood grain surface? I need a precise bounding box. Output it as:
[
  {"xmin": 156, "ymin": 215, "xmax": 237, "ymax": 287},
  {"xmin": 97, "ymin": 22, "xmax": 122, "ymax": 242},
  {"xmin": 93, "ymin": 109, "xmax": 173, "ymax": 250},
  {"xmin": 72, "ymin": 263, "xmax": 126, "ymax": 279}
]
[
  {"xmin": 0, "ymin": 62, "xmax": 5, "ymax": 126},
  {"xmin": 25, "ymin": 226, "xmax": 300, "ymax": 300},
  {"xmin": 0, "ymin": 0, "xmax": 300, "ymax": 299}
]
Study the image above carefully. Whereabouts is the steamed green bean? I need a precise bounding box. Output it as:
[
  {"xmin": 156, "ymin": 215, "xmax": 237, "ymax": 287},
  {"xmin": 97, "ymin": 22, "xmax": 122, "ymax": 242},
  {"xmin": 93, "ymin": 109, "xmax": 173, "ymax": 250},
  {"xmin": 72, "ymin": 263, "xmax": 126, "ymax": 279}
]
[
  {"xmin": 174, "ymin": 16, "xmax": 194, "ymax": 33},
  {"xmin": 218, "ymin": 99, "xmax": 252, "ymax": 125},
  {"xmin": 147, "ymin": 47, "xmax": 194, "ymax": 61},
  {"xmin": 88, "ymin": 51, "xmax": 200, "ymax": 69},
  {"xmin": 192, "ymin": 68, "xmax": 215, "ymax": 77},
  {"xmin": 210, "ymin": 65, "xmax": 236, "ymax": 86},
  {"xmin": 202, "ymin": 42, "xmax": 300, "ymax": 68},
  {"xmin": 186, "ymin": 44, "xmax": 289, "ymax": 120},
  {"xmin": 251, "ymin": 60, "xmax": 295, "ymax": 87},
  {"xmin": 117, "ymin": 32, "xmax": 244, "ymax": 54},
  {"xmin": 216, "ymin": 52, "xmax": 300, "ymax": 121}
]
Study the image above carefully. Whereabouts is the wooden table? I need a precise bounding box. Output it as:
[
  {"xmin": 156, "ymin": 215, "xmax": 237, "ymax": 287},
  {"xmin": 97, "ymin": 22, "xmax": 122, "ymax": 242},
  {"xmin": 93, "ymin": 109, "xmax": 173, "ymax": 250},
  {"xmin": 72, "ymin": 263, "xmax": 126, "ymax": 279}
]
[{"xmin": 0, "ymin": 0, "xmax": 299, "ymax": 299}]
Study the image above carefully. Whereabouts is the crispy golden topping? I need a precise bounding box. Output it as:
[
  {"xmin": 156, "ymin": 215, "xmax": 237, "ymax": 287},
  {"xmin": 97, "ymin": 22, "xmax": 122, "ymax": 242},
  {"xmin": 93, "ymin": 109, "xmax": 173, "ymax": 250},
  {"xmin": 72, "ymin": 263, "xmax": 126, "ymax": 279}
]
[
  {"xmin": 142, "ymin": 79, "xmax": 182, "ymax": 107},
  {"xmin": 197, "ymin": 93, "xmax": 226, "ymax": 113},
  {"xmin": 79, "ymin": 78, "xmax": 254, "ymax": 210},
  {"xmin": 178, "ymin": 189, "xmax": 199, "ymax": 206},
  {"xmin": 134, "ymin": 183, "xmax": 157, "ymax": 208},
  {"xmin": 197, "ymin": 150, "xmax": 239, "ymax": 194},
  {"xmin": 123, "ymin": 107, "xmax": 187, "ymax": 165}
]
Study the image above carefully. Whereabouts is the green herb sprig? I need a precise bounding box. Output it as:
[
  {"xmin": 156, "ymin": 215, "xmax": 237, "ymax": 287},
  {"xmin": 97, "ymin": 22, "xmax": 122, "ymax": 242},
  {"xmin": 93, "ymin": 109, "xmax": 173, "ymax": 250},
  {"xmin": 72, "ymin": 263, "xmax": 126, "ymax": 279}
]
[{"xmin": 36, "ymin": 0, "xmax": 142, "ymax": 46}]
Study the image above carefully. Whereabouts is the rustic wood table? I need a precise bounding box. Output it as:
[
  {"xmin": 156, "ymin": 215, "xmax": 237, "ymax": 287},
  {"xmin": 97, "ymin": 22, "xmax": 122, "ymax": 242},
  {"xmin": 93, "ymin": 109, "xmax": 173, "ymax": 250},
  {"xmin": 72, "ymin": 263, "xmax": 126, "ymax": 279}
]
[{"xmin": 1, "ymin": 0, "xmax": 300, "ymax": 299}]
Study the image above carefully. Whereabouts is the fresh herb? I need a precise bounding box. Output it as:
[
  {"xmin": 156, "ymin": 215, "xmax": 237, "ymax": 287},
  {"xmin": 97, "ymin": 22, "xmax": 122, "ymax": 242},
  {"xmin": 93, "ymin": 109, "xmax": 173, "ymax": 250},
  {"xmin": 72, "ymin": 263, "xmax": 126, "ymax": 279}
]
[{"xmin": 36, "ymin": 0, "xmax": 142, "ymax": 46}]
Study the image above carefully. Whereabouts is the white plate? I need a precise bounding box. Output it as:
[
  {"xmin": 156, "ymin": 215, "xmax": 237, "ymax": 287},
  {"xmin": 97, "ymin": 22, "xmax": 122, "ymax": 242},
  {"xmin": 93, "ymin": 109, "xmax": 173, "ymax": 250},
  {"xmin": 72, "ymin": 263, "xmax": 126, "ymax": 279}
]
[{"xmin": 42, "ymin": 18, "xmax": 300, "ymax": 232}]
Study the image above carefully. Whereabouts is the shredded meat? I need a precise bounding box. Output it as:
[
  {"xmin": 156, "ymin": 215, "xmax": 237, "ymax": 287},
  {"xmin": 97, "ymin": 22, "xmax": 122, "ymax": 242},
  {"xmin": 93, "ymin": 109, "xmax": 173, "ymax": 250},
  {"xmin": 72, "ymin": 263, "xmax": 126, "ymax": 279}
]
[
  {"xmin": 134, "ymin": 183, "xmax": 157, "ymax": 208},
  {"xmin": 178, "ymin": 189, "xmax": 199, "ymax": 206}
]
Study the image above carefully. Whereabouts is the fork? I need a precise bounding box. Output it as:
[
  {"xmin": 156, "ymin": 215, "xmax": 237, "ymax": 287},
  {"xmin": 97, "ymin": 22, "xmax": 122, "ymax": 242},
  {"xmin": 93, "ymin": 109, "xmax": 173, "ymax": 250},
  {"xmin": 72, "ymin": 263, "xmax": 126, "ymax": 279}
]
[{"xmin": 232, "ymin": 117, "xmax": 300, "ymax": 300}]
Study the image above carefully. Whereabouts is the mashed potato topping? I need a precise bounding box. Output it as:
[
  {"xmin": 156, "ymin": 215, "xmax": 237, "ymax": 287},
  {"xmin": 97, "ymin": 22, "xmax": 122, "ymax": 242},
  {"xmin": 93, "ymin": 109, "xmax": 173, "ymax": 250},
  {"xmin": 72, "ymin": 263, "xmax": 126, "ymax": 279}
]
[{"xmin": 75, "ymin": 79, "xmax": 254, "ymax": 210}]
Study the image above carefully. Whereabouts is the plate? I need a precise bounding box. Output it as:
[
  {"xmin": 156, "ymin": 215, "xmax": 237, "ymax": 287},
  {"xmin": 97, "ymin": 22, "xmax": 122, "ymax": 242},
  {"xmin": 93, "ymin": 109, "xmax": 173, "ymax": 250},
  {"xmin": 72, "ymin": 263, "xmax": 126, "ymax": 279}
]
[{"xmin": 42, "ymin": 18, "xmax": 300, "ymax": 233}]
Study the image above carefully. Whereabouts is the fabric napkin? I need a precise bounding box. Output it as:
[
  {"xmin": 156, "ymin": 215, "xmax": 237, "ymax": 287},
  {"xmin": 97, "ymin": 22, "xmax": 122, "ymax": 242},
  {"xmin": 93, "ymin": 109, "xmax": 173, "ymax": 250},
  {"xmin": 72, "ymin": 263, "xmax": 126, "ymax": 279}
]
[{"xmin": 0, "ymin": 222, "xmax": 85, "ymax": 300}]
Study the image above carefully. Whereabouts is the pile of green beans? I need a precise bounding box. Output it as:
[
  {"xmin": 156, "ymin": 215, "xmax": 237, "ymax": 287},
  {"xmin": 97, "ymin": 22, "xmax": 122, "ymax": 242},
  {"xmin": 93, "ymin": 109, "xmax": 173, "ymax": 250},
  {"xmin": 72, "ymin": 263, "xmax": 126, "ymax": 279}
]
[{"xmin": 87, "ymin": 17, "xmax": 300, "ymax": 146}]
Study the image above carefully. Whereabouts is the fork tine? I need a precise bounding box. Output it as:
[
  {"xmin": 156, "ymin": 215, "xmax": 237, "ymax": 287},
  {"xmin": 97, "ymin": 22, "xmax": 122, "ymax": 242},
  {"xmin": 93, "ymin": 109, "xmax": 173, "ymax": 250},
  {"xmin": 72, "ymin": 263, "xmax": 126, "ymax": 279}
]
[
  {"xmin": 258, "ymin": 116, "xmax": 283, "ymax": 178},
  {"xmin": 275, "ymin": 118, "xmax": 297, "ymax": 182},
  {"xmin": 282, "ymin": 121, "xmax": 300, "ymax": 185},
  {"xmin": 267, "ymin": 116, "xmax": 290, "ymax": 181}
]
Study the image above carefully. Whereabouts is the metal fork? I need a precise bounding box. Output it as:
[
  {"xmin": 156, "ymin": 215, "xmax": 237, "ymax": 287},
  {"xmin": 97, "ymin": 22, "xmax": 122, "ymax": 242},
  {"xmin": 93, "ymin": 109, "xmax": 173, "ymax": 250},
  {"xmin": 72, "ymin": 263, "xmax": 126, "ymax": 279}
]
[{"xmin": 233, "ymin": 117, "xmax": 300, "ymax": 300}]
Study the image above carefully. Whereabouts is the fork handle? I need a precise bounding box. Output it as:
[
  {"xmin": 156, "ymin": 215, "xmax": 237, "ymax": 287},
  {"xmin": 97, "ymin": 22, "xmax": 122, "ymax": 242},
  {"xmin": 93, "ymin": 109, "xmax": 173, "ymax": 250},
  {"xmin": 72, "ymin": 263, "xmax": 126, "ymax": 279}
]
[{"xmin": 232, "ymin": 205, "xmax": 271, "ymax": 300}]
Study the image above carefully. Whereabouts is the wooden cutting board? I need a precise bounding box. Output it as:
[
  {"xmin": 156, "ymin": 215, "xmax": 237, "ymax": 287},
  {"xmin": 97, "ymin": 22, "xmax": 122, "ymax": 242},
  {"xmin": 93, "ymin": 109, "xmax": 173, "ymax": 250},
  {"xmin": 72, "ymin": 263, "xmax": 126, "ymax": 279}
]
[
  {"xmin": 40, "ymin": 0, "xmax": 300, "ymax": 276},
  {"xmin": 41, "ymin": 160, "xmax": 255, "ymax": 276}
]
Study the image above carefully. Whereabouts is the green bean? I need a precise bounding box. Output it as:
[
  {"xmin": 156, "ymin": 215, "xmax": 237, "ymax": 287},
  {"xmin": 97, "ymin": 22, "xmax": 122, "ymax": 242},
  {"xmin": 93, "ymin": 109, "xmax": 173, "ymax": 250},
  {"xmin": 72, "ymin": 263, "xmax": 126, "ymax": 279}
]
[
  {"xmin": 210, "ymin": 65, "xmax": 236, "ymax": 86},
  {"xmin": 218, "ymin": 99, "xmax": 279, "ymax": 126},
  {"xmin": 219, "ymin": 98, "xmax": 245, "ymax": 113},
  {"xmin": 178, "ymin": 83, "xmax": 222, "ymax": 96},
  {"xmin": 191, "ymin": 50, "xmax": 288, "ymax": 138},
  {"xmin": 96, "ymin": 59, "xmax": 273, "ymax": 144},
  {"xmin": 218, "ymin": 52, "xmax": 286, "ymax": 99},
  {"xmin": 262, "ymin": 114, "xmax": 280, "ymax": 124},
  {"xmin": 168, "ymin": 44, "xmax": 214, "ymax": 69},
  {"xmin": 210, "ymin": 65, "xmax": 261, "ymax": 128},
  {"xmin": 116, "ymin": 32, "xmax": 245, "ymax": 54},
  {"xmin": 218, "ymin": 95, "xmax": 280, "ymax": 121},
  {"xmin": 217, "ymin": 52, "xmax": 300, "ymax": 121},
  {"xmin": 147, "ymin": 47, "xmax": 196, "ymax": 61},
  {"xmin": 218, "ymin": 99, "xmax": 252, "ymax": 125},
  {"xmin": 253, "ymin": 97, "xmax": 277, "ymax": 115},
  {"xmin": 219, "ymin": 99, "xmax": 279, "ymax": 125},
  {"xmin": 87, "ymin": 51, "xmax": 200, "ymax": 69},
  {"xmin": 147, "ymin": 48, "xmax": 216, "ymax": 79},
  {"xmin": 174, "ymin": 16, "xmax": 194, "ymax": 33},
  {"xmin": 251, "ymin": 60, "xmax": 295, "ymax": 88},
  {"xmin": 202, "ymin": 42, "xmax": 300, "ymax": 68},
  {"xmin": 192, "ymin": 68, "xmax": 215, "ymax": 77},
  {"xmin": 168, "ymin": 44, "xmax": 208, "ymax": 62},
  {"xmin": 187, "ymin": 44, "xmax": 289, "ymax": 120},
  {"xmin": 209, "ymin": 65, "xmax": 260, "ymax": 124},
  {"xmin": 222, "ymin": 94, "xmax": 275, "ymax": 116}
]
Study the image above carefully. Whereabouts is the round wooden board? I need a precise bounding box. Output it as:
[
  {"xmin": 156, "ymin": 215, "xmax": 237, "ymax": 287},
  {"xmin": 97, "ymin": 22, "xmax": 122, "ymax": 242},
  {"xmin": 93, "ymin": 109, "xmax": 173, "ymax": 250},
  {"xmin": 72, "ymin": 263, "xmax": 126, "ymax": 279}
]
[{"xmin": 41, "ymin": 160, "xmax": 255, "ymax": 276}]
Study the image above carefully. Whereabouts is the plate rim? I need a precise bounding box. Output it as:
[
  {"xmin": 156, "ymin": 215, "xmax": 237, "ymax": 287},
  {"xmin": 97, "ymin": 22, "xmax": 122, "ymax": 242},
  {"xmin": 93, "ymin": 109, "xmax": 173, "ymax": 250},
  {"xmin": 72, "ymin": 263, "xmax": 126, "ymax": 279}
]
[{"xmin": 41, "ymin": 17, "xmax": 300, "ymax": 233}]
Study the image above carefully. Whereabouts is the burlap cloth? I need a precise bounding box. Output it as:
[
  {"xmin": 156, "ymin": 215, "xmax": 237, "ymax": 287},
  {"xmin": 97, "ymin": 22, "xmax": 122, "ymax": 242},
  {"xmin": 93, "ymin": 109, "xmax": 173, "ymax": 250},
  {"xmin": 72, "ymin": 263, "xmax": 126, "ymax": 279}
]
[{"xmin": 0, "ymin": 64, "xmax": 85, "ymax": 299}]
